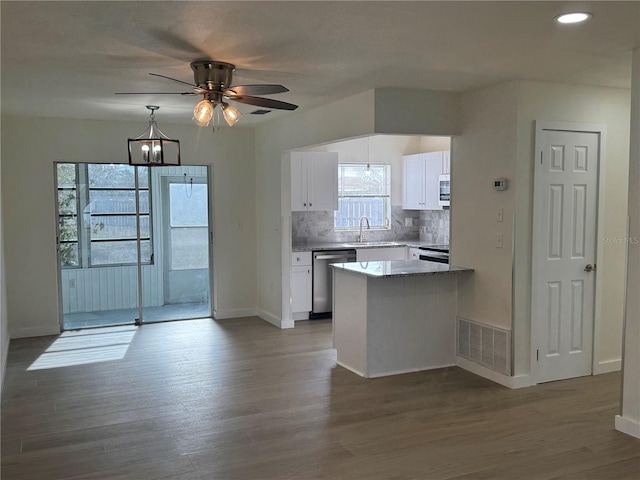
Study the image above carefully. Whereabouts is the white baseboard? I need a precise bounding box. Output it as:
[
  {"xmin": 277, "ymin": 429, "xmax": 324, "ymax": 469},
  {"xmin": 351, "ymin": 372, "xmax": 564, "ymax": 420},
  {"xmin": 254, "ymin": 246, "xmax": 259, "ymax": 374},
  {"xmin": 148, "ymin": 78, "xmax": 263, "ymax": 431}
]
[
  {"xmin": 256, "ymin": 309, "xmax": 293, "ymax": 329},
  {"xmin": 368, "ymin": 363, "xmax": 455, "ymax": 379},
  {"xmin": 594, "ymin": 359, "xmax": 621, "ymax": 374},
  {"xmin": 615, "ymin": 415, "xmax": 640, "ymax": 439},
  {"xmin": 456, "ymin": 356, "xmax": 535, "ymax": 389},
  {"xmin": 336, "ymin": 360, "xmax": 367, "ymax": 378},
  {"xmin": 11, "ymin": 324, "xmax": 61, "ymax": 339},
  {"xmin": 213, "ymin": 308, "xmax": 257, "ymax": 320}
]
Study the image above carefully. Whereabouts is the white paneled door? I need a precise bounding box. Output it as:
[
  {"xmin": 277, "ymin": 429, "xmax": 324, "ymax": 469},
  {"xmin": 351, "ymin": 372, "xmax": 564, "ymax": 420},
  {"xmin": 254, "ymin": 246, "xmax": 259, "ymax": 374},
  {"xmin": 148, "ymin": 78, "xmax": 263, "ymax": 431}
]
[{"xmin": 533, "ymin": 128, "xmax": 600, "ymax": 383}]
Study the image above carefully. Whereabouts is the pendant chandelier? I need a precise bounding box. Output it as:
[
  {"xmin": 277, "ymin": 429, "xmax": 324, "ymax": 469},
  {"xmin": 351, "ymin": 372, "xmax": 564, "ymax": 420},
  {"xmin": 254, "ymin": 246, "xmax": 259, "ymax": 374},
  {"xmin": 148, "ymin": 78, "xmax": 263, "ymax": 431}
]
[{"xmin": 128, "ymin": 106, "xmax": 181, "ymax": 166}]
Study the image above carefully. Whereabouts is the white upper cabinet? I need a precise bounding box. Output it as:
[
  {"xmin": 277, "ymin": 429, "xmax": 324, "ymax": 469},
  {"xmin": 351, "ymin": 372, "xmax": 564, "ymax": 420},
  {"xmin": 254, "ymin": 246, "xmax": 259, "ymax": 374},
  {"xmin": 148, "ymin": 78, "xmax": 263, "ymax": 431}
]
[
  {"xmin": 442, "ymin": 150, "xmax": 451, "ymax": 175},
  {"xmin": 291, "ymin": 152, "xmax": 338, "ymax": 211},
  {"xmin": 402, "ymin": 153, "xmax": 427, "ymax": 210},
  {"xmin": 402, "ymin": 151, "xmax": 447, "ymax": 210}
]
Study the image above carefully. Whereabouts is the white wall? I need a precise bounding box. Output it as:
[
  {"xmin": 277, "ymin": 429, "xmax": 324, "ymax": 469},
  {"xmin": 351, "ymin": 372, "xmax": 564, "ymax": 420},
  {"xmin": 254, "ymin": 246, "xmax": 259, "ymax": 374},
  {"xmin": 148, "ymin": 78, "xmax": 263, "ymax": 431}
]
[
  {"xmin": 375, "ymin": 89, "xmax": 461, "ymax": 135},
  {"xmin": 453, "ymin": 82, "xmax": 519, "ymax": 332},
  {"xmin": 617, "ymin": 47, "xmax": 640, "ymax": 439},
  {"xmin": 514, "ymin": 81, "xmax": 631, "ymax": 377},
  {"xmin": 1, "ymin": 115, "xmax": 257, "ymax": 337}
]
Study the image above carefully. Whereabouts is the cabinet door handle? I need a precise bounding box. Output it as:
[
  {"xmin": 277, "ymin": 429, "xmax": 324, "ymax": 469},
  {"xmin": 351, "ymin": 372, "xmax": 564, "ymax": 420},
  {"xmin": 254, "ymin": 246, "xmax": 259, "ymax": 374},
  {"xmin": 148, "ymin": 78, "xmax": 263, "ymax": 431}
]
[
  {"xmin": 309, "ymin": 203, "xmax": 312, "ymax": 207},
  {"xmin": 303, "ymin": 202, "xmax": 307, "ymax": 207}
]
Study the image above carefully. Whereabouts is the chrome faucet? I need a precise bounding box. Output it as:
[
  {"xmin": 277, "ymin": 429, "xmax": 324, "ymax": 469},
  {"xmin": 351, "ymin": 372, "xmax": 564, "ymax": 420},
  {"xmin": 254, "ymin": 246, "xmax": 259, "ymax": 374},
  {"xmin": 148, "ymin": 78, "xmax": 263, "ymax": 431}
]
[{"xmin": 358, "ymin": 216, "xmax": 371, "ymax": 242}]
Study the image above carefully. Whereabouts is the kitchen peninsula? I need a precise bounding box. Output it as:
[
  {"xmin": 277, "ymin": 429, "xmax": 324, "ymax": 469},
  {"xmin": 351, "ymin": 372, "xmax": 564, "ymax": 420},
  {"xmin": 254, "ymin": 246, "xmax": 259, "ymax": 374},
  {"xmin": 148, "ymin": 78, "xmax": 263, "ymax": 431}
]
[{"xmin": 331, "ymin": 260, "xmax": 473, "ymax": 378}]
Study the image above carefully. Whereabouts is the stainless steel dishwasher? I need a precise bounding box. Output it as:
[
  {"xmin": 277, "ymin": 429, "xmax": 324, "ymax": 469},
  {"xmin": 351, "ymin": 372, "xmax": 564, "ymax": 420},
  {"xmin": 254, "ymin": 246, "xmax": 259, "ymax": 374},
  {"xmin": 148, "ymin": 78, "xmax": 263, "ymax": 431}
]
[{"xmin": 311, "ymin": 249, "xmax": 356, "ymax": 318}]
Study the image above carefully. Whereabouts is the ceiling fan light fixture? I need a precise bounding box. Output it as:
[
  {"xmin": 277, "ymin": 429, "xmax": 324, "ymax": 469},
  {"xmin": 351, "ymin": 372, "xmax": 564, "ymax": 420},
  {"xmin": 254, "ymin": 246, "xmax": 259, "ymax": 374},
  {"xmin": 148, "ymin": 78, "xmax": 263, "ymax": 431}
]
[
  {"xmin": 128, "ymin": 106, "xmax": 181, "ymax": 166},
  {"xmin": 193, "ymin": 99, "xmax": 214, "ymax": 126},
  {"xmin": 555, "ymin": 12, "xmax": 592, "ymax": 24},
  {"xmin": 222, "ymin": 103, "xmax": 242, "ymax": 126}
]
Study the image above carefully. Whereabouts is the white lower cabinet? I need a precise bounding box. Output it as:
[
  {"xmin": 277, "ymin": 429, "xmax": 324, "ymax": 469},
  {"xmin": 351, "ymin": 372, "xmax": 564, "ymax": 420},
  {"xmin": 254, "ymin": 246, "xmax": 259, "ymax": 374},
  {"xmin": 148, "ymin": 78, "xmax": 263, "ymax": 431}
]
[
  {"xmin": 291, "ymin": 252, "xmax": 312, "ymax": 320},
  {"xmin": 356, "ymin": 246, "xmax": 409, "ymax": 262}
]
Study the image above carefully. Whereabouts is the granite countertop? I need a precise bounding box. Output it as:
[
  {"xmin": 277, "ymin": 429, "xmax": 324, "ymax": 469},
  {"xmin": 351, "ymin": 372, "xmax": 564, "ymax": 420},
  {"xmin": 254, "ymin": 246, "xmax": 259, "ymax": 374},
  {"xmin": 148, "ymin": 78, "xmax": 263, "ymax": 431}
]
[
  {"xmin": 292, "ymin": 241, "xmax": 445, "ymax": 252},
  {"xmin": 330, "ymin": 260, "xmax": 473, "ymax": 278}
]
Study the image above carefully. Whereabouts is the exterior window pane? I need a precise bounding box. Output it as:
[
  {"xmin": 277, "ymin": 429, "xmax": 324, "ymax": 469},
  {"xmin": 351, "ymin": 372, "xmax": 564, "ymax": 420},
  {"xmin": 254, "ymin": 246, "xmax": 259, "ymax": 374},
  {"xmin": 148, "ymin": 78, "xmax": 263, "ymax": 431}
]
[
  {"xmin": 58, "ymin": 191, "xmax": 77, "ymax": 215},
  {"xmin": 171, "ymin": 228, "xmax": 208, "ymax": 270},
  {"xmin": 56, "ymin": 163, "xmax": 77, "ymax": 188},
  {"xmin": 90, "ymin": 240, "xmax": 151, "ymax": 266},
  {"xmin": 90, "ymin": 215, "xmax": 149, "ymax": 240},
  {"xmin": 170, "ymin": 184, "xmax": 208, "ymax": 226},
  {"xmin": 335, "ymin": 164, "xmax": 391, "ymax": 230},
  {"xmin": 88, "ymin": 190, "xmax": 149, "ymax": 214},
  {"xmin": 59, "ymin": 216, "xmax": 78, "ymax": 241},
  {"xmin": 88, "ymin": 164, "xmax": 136, "ymax": 188},
  {"xmin": 59, "ymin": 243, "xmax": 79, "ymax": 268},
  {"xmin": 57, "ymin": 163, "xmax": 79, "ymax": 269}
]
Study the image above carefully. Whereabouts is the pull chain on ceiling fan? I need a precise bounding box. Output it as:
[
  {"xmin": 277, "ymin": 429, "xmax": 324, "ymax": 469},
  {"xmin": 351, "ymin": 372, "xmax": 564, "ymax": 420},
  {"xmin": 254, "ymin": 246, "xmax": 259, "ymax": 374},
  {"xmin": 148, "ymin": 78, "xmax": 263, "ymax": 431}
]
[{"xmin": 116, "ymin": 60, "xmax": 298, "ymax": 130}]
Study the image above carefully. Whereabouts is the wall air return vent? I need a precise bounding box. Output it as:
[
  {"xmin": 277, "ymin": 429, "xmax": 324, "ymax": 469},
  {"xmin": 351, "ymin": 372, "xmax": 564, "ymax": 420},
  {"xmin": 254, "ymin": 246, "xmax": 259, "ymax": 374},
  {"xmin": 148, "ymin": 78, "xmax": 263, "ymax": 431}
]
[{"xmin": 457, "ymin": 317, "xmax": 511, "ymax": 375}]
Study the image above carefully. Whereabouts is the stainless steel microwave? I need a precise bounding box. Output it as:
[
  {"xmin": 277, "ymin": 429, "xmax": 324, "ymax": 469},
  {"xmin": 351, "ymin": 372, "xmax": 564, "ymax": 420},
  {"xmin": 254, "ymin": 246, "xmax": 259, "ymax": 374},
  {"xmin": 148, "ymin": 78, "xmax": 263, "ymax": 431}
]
[{"xmin": 439, "ymin": 174, "xmax": 450, "ymax": 207}]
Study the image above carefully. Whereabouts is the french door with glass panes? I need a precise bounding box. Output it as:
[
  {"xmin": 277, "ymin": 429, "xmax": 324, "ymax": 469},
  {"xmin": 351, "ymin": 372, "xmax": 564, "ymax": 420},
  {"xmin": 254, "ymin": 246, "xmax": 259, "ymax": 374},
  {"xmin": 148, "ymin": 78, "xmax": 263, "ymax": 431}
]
[{"xmin": 55, "ymin": 163, "xmax": 212, "ymax": 330}]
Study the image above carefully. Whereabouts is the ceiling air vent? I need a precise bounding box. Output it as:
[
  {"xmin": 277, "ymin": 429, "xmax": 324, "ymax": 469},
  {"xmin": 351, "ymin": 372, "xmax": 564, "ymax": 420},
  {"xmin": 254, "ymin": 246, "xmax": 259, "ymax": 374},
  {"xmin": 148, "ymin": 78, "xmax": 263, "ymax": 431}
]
[{"xmin": 250, "ymin": 109, "xmax": 271, "ymax": 115}]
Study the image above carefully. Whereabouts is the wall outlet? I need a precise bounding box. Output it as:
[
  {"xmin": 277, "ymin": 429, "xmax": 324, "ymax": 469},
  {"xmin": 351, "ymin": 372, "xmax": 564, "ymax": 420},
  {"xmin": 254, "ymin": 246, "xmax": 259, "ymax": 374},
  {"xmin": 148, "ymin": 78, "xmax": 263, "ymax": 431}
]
[
  {"xmin": 496, "ymin": 233, "xmax": 503, "ymax": 248},
  {"xmin": 404, "ymin": 217, "xmax": 413, "ymax": 227},
  {"xmin": 69, "ymin": 278, "xmax": 76, "ymax": 288},
  {"xmin": 497, "ymin": 207, "xmax": 503, "ymax": 222}
]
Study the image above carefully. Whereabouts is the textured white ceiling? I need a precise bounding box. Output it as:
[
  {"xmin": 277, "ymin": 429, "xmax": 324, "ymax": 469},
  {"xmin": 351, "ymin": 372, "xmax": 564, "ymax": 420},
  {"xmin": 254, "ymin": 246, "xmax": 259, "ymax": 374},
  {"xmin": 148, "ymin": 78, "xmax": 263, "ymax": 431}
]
[{"xmin": 1, "ymin": 1, "xmax": 639, "ymax": 125}]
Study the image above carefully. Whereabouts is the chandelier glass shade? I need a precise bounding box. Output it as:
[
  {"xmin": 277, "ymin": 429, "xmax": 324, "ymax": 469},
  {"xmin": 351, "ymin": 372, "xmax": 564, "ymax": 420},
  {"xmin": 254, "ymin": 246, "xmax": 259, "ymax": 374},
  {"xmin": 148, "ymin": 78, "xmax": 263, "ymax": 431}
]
[{"xmin": 192, "ymin": 100, "xmax": 243, "ymax": 128}]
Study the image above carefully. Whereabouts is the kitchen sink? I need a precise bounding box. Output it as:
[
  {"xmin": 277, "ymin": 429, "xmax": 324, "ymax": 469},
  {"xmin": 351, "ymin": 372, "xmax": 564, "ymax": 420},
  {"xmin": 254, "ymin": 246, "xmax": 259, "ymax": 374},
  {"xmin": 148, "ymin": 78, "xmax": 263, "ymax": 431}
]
[{"xmin": 342, "ymin": 241, "xmax": 404, "ymax": 247}]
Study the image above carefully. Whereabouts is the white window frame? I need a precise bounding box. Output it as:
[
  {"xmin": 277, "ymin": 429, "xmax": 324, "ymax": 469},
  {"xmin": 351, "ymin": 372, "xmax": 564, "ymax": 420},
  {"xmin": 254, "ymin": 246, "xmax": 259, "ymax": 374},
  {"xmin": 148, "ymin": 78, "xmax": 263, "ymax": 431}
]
[{"xmin": 334, "ymin": 163, "xmax": 391, "ymax": 231}]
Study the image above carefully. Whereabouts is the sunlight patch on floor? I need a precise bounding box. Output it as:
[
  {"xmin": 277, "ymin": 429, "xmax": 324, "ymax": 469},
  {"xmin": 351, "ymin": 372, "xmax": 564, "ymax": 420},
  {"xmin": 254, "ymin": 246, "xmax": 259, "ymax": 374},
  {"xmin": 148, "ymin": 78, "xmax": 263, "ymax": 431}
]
[{"xmin": 27, "ymin": 326, "xmax": 138, "ymax": 370}]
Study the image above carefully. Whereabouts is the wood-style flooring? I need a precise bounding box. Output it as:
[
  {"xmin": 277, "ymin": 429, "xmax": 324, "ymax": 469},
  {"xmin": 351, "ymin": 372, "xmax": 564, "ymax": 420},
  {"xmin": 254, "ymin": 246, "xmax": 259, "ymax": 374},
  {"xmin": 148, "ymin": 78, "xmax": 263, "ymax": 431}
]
[{"xmin": 1, "ymin": 317, "xmax": 639, "ymax": 479}]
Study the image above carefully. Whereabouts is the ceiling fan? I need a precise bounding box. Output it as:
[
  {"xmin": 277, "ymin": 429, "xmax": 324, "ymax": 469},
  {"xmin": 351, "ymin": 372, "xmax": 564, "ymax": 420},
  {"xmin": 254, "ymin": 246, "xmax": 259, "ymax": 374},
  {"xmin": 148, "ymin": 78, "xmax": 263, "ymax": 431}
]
[{"xmin": 116, "ymin": 60, "xmax": 298, "ymax": 127}]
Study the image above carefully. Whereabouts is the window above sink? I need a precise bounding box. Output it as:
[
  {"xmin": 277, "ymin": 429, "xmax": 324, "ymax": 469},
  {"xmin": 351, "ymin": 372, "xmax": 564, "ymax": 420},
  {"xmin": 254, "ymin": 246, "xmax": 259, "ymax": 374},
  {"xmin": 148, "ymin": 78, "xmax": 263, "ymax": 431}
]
[{"xmin": 334, "ymin": 163, "xmax": 391, "ymax": 231}]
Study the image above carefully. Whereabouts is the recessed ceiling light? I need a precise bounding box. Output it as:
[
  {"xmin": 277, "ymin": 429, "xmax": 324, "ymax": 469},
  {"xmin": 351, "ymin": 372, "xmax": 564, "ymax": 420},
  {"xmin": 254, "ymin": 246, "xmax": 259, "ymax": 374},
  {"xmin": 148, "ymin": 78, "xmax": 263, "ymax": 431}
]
[{"xmin": 555, "ymin": 12, "xmax": 592, "ymax": 24}]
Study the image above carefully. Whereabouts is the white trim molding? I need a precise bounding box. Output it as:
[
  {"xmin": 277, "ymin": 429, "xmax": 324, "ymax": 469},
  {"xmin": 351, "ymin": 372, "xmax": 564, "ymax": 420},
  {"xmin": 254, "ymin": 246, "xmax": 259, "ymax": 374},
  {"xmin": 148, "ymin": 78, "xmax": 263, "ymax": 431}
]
[
  {"xmin": 456, "ymin": 356, "xmax": 535, "ymax": 389},
  {"xmin": 615, "ymin": 415, "xmax": 640, "ymax": 439},
  {"xmin": 213, "ymin": 308, "xmax": 257, "ymax": 320},
  {"xmin": 594, "ymin": 359, "xmax": 622, "ymax": 375},
  {"xmin": 11, "ymin": 325, "xmax": 61, "ymax": 339},
  {"xmin": 257, "ymin": 309, "xmax": 293, "ymax": 329}
]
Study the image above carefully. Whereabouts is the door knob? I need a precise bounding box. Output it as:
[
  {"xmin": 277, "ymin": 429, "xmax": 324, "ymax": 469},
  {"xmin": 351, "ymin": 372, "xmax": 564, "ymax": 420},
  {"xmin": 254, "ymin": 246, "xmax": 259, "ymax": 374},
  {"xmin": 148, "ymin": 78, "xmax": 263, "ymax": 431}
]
[{"xmin": 584, "ymin": 263, "xmax": 596, "ymax": 272}]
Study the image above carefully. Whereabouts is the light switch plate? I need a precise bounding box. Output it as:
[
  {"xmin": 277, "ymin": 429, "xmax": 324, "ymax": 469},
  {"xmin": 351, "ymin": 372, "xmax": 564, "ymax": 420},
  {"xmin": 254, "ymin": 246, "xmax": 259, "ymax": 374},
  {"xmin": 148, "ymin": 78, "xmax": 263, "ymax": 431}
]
[
  {"xmin": 496, "ymin": 233, "xmax": 503, "ymax": 248},
  {"xmin": 405, "ymin": 217, "xmax": 413, "ymax": 227},
  {"xmin": 497, "ymin": 207, "xmax": 504, "ymax": 222}
]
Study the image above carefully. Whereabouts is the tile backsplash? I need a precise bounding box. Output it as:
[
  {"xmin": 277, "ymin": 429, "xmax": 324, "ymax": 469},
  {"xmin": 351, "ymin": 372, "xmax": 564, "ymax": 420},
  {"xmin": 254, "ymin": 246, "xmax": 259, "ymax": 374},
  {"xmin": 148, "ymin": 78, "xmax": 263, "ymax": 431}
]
[
  {"xmin": 292, "ymin": 207, "xmax": 449, "ymax": 245},
  {"xmin": 419, "ymin": 210, "xmax": 450, "ymax": 244}
]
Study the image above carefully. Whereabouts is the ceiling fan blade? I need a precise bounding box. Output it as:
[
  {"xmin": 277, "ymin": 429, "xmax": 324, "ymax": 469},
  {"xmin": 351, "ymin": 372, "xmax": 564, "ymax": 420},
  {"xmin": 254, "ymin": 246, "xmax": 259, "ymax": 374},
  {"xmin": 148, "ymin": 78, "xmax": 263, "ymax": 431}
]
[
  {"xmin": 115, "ymin": 92, "xmax": 198, "ymax": 95},
  {"xmin": 224, "ymin": 84, "xmax": 289, "ymax": 96},
  {"xmin": 149, "ymin": 73, "xmax": 197, "ymax": 88},
  {"xmin": 228, "ymin": 95, "xmax": 298, "ymax": 111}
]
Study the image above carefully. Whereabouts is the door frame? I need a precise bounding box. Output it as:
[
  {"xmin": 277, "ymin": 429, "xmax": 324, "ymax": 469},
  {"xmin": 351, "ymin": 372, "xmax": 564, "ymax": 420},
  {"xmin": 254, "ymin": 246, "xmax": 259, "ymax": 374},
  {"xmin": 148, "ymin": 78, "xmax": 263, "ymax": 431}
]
[{"xmin": 531, "ymin": 120, "xmax": 607, "ymax": 383}]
